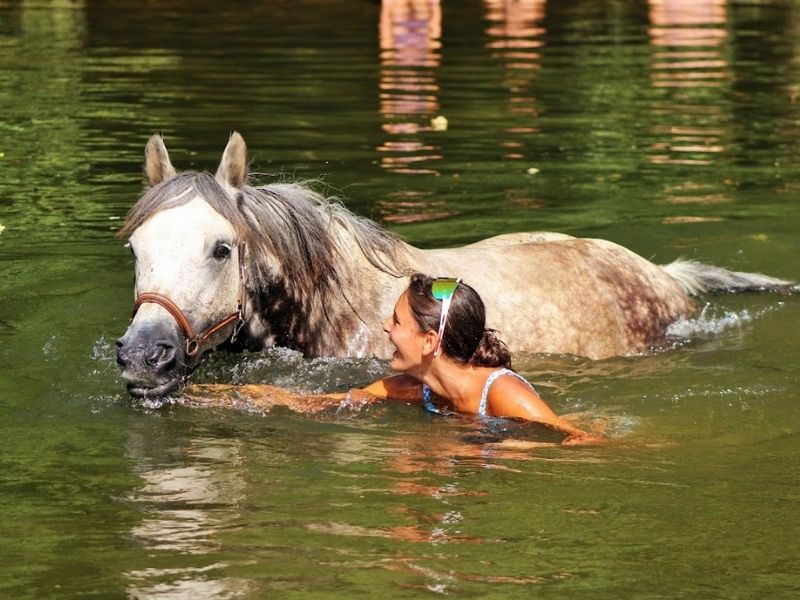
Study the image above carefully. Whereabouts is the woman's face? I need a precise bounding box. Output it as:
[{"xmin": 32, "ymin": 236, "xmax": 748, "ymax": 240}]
[{"xmin": 384, "ymin": 291, "xmax": 428, "ymax": 373}]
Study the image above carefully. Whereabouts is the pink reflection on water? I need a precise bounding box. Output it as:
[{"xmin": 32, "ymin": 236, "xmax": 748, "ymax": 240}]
[
  {"xmin": 484, "ymin": 0, "xmax": 546, "ymax": 164},
  {"xmin": 377, "ymin": 191, "xmax": 457, "ymax": 224},
  {"xmin": 484, "ymin": 0, "xmax": 545, "ymax": 103},
  {"xmin": 649, "ymin": 0, "xmax": 728, "ymax": 88},
  {"xmin": 485, "ymin": 0, "xmax": 546, "ymax": 65},
  {"xmin": 377, "ymin": 0, "xmax": 442, "ymax": 175},
  {"xmin": 648, "ymin": 0, "xmax": 729, "ymax": 170}
]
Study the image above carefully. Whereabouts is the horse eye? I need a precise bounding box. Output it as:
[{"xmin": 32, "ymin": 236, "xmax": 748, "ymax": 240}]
[
  {"xmin": 126, "ymin": 242, "xmax": 136, "ymax": 259},
  {"xmin": 213, "ymin": 243, "xmax": 232, "ymax": 261}
]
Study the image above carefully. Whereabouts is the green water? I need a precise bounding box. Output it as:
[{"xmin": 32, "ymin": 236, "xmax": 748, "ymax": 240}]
[{"xmin": 1, "ymin": 0, "xmax": 799, "ymax": 597}]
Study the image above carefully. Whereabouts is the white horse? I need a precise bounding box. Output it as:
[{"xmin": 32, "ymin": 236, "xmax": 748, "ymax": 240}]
[{"xmin": 116, "ymin": 132, "xmax": 794, "ymax": 397}]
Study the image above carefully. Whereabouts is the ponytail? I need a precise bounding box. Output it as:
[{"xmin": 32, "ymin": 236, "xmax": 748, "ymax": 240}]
[{"xmin": 470, "ymin": 328, "xmax": 512, "ymax": 369}]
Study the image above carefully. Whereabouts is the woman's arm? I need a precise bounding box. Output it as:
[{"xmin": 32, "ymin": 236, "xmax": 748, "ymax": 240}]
[
  {"xmin": 361, "ymin": 374, "xmax": 423, "ymax": 403},
  {"xmin": 183, "ymin": 374, "xmax": 423, "ymax": 413},
  {"xmin": 183, "ymin": 383, "xmax": 348, "ymax": 413},
  {"xmin": 487, "ymin": 377, "xmax": 594, "ymax": 441}
]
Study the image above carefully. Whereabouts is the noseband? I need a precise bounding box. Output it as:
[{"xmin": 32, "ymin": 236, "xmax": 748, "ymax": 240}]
[{"xmin": 131, "ymin": 243, "xmax": 248, "ymax": 358}]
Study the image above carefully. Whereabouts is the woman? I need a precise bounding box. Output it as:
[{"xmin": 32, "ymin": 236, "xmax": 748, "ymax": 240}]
[
  {"xmin": 357, "ymin": 273, "xmax": 591, "ymax": 441},
  {"xmin": 186, "ymin": 273, "xmax": 594, "ymax": 444}
]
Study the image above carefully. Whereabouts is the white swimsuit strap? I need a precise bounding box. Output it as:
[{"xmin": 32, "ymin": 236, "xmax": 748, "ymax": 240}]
[{"xmin": 478, "ymin": 368, "xmax": 534, "ymax": 417}]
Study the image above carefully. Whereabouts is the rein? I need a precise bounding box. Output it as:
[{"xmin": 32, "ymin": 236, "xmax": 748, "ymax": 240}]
[{"xmin": 131, "ymin": 243, "xmax": 248, "ymax": 358}]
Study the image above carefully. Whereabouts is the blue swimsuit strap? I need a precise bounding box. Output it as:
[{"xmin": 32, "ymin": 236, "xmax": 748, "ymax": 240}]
[
  {"xmin": 423, "ymin": 369, "xmax": 534, "ymax": 417},
  {"xmin": 422, "ymin": 384, "xmax": 443, "ymax": 414},
  {"xmin": 478, "ymin": 368, "xmax": 534, "ymax": 417}
]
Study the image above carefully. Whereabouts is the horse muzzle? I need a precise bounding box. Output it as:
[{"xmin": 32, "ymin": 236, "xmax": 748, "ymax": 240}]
[{"xmin": 116, "ymin": 322, "xmax": 193, "ymax": 398}]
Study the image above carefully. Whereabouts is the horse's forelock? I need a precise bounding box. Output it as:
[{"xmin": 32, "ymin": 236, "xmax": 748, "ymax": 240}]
[{"xmin": 118, "ymin": 172, "xmax": 245, "ymax": 238}]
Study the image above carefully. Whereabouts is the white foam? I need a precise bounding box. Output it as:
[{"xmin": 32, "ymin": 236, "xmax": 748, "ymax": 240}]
[
  {"xmin": 666, "ymin": 302, "xmax": 781, "ymax": 339},
  {"xmin": 199, "ymin": 347, "xmax": 391, "ymax": 393}
]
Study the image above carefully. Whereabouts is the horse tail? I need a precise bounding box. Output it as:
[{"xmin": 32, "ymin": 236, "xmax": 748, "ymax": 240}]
[{"xmin": 661, "ymin": 259, "xmax": 797, "ymax": 295}]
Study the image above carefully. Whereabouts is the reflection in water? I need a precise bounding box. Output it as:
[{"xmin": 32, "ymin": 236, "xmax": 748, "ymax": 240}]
[
  {"xmin": 648, "ymin": 0, "xmax": 729, "ymax": 173},
  {"xmin": 127, "ymin": 566, "xmax": 248, "ymax": 600},
  {"xmin": 0, "ymin": 1, "xmax": 90, "ymax": 231},
  {"xmin": 125, "ymin": 434, "xmax": 250, "ymax": 598},
  {"xmin": 484, "ymin": 0, "xmax": 546, "ymax": 124},
  {"xmin": 483, "ymin": 0, "xmax": 546, "ymax": 211},
  {"xmin": 376, "ymin": 191, "xmax": 456, "ymax": 224},
  {"xmin": 377, "ymin": 0, "xmax": 442, "ymax": 176},
  {"xmin": 308, "ymin": 425, "xmax": 604, "ymax": 593}
]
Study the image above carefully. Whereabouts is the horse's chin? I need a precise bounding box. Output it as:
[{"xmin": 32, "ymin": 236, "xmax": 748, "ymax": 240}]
[{"xmin": 127, "ymin": 379, "xmax": 182, "ymax": 399}]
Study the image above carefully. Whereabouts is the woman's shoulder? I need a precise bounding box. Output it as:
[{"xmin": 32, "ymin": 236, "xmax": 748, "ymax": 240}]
[
  {"xmin": 484, "ymin": 369, "xmax": 558, "ymax": 420},
  {"xmin": 485, "ymin": 369, "xmax": 535, "ymax": 398}
]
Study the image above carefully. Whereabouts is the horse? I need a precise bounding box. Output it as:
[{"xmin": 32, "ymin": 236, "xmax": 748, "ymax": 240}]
[{"xmin": 115, "ymin": 132, "xmax": 795, "ymax": 398}]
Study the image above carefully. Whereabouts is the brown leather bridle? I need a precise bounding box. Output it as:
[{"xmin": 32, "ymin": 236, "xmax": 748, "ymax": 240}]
[{"xmin": 131, "ymin": 243, "xmax": 248, "ymax": 358}]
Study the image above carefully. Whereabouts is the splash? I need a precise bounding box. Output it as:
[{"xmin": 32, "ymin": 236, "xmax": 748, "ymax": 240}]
[
  {"xmin": 42, "ymin": 335, "xmax": 58, "ymax": 360},
  {"xmin": 665, "ymin": 302, "xmax": 780, "ymax": 340},
  {"xmin": 134, "ymin": 396, "xmax": 180, "ymax": 411},
  {"xmin": 91, "ymin": 336, "xmax": 116, "ymax": 363},
  {"xmin": 198, "ymin": 347, "xmax": 391, "ymax": 394}
]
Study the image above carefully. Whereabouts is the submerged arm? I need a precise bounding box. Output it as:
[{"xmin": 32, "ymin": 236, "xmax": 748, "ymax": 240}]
[
  {"xmin": 488, "ymin": 377, "xmax": 596, "ymax": 442},
  {"xmin": 183, "ymin": 383, "xmax": 348, "ymax": 413},
  {"xmin": 183, "ymin": 374, "xmax": 423, "ymax": 413}
]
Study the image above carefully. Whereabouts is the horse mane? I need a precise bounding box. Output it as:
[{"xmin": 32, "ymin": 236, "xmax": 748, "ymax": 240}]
[
  {"xmin": 237, "ymin": 180, "xmax": 409, "ymax": 296},
  {"xmin": 119, "ymin": 171, "xmax": 410, "ymax": 310}
]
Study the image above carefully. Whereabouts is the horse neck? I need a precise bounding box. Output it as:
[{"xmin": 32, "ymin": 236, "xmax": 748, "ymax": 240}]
[
  {"xmin": 242, "ymin": 227, "xmax": 419, "ymax": 357},
  {"xmin": 244, "ymin": 278, "xmax": 356, "ymax": 356}
]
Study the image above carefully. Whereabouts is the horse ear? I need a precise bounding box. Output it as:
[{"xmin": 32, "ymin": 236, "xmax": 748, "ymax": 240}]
[
  {"xmin": 215, "ymin": 131, "xmax": 248, "ymax": 188},
  {"xmin": 143, "ymin": 132, "xmax": 176, "ymax": 187}
]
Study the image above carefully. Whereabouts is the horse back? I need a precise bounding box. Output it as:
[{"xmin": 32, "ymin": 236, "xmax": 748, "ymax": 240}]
[{"xmin": 419, "ymin": 236, "xmax": 693, "ymax": 359}]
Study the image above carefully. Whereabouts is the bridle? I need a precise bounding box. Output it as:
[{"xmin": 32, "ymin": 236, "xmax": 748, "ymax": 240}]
[{"xmin": 130, "ymin": 243, "xmax": 248, "ymax": 358}]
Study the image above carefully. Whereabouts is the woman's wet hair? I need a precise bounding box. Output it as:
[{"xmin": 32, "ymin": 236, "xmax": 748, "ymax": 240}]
[{"xmin": 406, "ymin": 273, "xmax": 512, "ymax": 369}]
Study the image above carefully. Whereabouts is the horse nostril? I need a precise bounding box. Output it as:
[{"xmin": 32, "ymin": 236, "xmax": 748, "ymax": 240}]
[
  {"xmin": 145, "ymin": 341, "xmax": 177, "ymax": 369},
  {"xmin": 116, "ymin": 338, "xmax": 128, "ymax": 368}
]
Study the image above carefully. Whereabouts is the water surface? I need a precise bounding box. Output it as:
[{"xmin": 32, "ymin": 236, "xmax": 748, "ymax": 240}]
[{"xmin": 1, "ymin": 0, "xmax": 799, "ymax": 597}]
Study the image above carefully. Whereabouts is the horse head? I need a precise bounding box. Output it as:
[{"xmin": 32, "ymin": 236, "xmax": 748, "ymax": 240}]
[{"xmin": 116, "ymin": 132, "xmax": 251, "ymax": 398}]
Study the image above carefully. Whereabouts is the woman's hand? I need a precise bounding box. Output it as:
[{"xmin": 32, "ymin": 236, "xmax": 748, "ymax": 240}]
[{"xmin": 561, "ymin": 432, "xmax": 608, "ymax": 446}]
